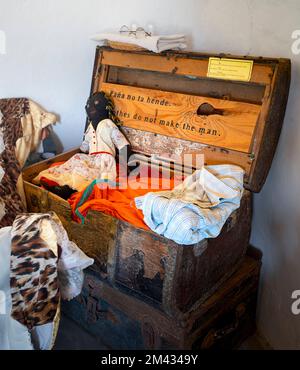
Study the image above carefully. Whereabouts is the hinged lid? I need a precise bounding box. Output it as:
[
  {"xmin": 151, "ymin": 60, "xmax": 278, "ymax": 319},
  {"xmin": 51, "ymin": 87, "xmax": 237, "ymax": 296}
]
[{"xmin": 89, "ymin": 46, "xmax": 290, "ymax": 192}]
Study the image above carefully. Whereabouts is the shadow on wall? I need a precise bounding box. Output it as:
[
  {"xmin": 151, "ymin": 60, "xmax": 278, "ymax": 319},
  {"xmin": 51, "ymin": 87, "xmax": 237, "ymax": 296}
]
[
  {"xmin": 50, "ymin": 127, "xmax": 64, "ymax": 154},
  {"xmin": 251, "ymin": 59, "xmax": 300, "ymax": 349}
]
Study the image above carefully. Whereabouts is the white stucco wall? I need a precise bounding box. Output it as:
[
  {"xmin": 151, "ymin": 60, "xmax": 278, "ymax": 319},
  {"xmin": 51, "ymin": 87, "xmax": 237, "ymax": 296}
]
[{"xmin": 1, "ymin": 0, "xmax": 300, "ymax": 349}]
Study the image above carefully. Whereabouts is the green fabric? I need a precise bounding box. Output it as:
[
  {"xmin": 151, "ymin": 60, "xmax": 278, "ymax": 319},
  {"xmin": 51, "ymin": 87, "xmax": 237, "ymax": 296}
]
[{"xmin": 75, "ymin": 179, "xmax": 119, "ymax": 224}]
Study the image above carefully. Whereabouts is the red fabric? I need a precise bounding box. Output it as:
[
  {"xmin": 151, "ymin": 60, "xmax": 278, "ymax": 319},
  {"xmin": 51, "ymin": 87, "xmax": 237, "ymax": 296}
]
[
  {"xmin": 50, "ymin": 161, "xmax": 65, "ymax": 167},
  {"xmin": 40, "ymin": 176, "xmax": 59, "ymax": 187},
  {"xmin": 90, "ymin": 151, "xmax": 114, "ymax": 156},
  {"xmin": 40, "ymin": 162, "xmax": 66, "ymax": 187}
]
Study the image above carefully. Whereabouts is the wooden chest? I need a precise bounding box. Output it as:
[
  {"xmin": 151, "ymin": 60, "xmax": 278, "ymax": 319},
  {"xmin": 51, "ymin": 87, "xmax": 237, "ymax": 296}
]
[
  {"xmin": 61, "ymin": 248, "xmax": 262, "ymax": 350},
  {"xmin": 23, "ymin": 47, "xmax": 290, "ymax": 317}
]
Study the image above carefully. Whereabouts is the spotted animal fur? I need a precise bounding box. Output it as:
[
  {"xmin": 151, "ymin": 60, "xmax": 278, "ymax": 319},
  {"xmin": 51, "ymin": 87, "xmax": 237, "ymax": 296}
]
[
  {"xmin": 10, "ymin": 213, "xmax": 59, "ymax": 329},
  {"xmin": 0, "ymin": 98, "xmax": 28, "ymax": 227}
]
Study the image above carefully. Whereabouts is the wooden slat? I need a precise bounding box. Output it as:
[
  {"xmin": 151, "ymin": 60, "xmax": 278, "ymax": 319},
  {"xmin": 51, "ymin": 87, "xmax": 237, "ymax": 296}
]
[
  {"xmin": 102, "ymin": 50, "xmax": 273, "ymax": 85},
  {"xmin": 102, "ymin": 82, "xmax": 261, "ymax": 153},
  {"xmin": 95, "ymin": 48, "xmax": 291, "ymax": 192},
  {"xmin": 23, "ymin": 179, "xmax": 117, "ymax": 273},
  {"xmin": 248, "ymin": 59, "xmax": 291, "ymax": 191},
  {"xmin": 75, "ymin": 254, "xmax": 259, "ymax": 342},
  {"xmin": 91, "ymin": 47, "xmax": 103, "ymax": 95},
  {"xmin": 248, "ymin": 65, "xmax": 278, "ymax": 167},
  {"xmin": 107, "ymin": 66, "xmax": 266, "ymax": 104}
]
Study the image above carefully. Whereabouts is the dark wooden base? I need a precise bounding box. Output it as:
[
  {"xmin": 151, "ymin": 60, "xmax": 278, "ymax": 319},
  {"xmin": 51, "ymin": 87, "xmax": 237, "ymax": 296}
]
[{"xmin": 61, "ymin": 252, "xmax": 261, "ymax": 350}]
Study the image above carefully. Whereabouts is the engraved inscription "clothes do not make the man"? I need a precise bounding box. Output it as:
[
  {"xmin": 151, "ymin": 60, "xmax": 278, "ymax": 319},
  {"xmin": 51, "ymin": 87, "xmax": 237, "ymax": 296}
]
[
  {"xmin": 103, "ymin": 82, "xmax": 261, "ymax": 153},
  {"xmin": 114, "ymin": 112, "xmax": 220, "ymax": 138}
]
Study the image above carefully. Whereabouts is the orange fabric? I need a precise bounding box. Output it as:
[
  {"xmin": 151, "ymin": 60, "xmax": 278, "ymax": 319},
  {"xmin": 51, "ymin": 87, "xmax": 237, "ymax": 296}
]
[
  {"xmin": 68, "ymin": 172, "xmax": 178, "ymax": 230},
  {"xmin": 41, "ymin": 160, "xmax": 182, "ymax": 230}
]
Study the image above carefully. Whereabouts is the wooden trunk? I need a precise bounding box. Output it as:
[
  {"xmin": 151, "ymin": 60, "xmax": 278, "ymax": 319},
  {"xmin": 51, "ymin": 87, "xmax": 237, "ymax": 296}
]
[
  {"xmin": 90, "ymin": 47, "xmax": 290, "ymax": 192},
  {"xmin": 61, "ymin": 250, "xmax": 261, "ymax": 350},
  {"xmin": 23, "ymin": 47, "xmax": 290, "ymax": 320},
  {"xmin": 23, "ymin": 155, "xmax": 251, "ymax": 316}
]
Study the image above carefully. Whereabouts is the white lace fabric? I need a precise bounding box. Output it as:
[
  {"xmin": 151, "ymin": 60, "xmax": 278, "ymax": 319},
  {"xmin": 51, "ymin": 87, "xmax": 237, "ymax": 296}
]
[{"xmin": 45, "ymin": 213, "xmax": 94, "ymax": 300}]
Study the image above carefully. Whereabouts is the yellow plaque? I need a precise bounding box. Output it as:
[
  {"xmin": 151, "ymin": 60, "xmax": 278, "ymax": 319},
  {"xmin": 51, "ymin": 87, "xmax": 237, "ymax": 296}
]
[{"xmin": 207, "ymin": 57, "xmax": 253, "ymax": 82}]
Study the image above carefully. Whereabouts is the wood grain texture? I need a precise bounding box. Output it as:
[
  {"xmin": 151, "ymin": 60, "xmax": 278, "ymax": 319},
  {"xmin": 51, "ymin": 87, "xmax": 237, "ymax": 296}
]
[
  {"xmin": 102, "ymin": 82, "xmax": 261, "ymax": 153},
  {"xmin": 248, "ymin": 59, "xmax": 291, "ymax": 191},
  {"xmin": 114, "ymin": 222, "xmax": 172, "ymax": 303},
  {"xmin": 90, "ymin": 46, "xmax": 103, "ymax": 95},
  {"xmin": 107, "ymin": 66, "xmax": 266, "ymax": 104},
  {"xmin": 23, "ymin": 179, "xmax": 117, "ymax": 275},
  {"xmin": 111, "ymin": 192, "xmax": 251, "ymax": 316},
  {"xmin": 94, "ymin": 47, "xmax": 291, "ymax": 192},
  {"xmin": 169, "ymin": 191, "xmax": 252, "ymax": 317},
  {"xmin": 101, "ymin": 49, "xmax": 274, "ymax": 85}
]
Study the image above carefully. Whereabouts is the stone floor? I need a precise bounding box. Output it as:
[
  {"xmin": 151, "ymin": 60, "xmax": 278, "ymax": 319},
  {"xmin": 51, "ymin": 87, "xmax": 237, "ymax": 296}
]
[
  {"xmin": 53, "ymin": 315, "xmax": 271, "ymax": 350},
  {"xmin": 54, "ymin": 315, "xmax": 108, "ymax": 350}
]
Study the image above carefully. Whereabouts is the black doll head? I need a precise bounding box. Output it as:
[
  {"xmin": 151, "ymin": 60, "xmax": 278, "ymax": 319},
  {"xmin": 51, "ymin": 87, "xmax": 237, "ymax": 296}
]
[{"xmin": 85, "ymin": 92, "xmax": 110, "ymax": 128}]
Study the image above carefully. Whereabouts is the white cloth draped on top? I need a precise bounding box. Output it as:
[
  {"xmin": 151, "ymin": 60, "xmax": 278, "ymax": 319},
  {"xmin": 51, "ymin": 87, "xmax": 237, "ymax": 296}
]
[{"xmin": 90, "ymin": 33, "xmax": 187, "ymax": 53}]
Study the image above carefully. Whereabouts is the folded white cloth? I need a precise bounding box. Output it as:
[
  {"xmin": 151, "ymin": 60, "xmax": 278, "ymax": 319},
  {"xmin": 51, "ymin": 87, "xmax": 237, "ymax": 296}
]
[
  {"xmin": 90, "ymin": 32, "xmax": 187, "ymax": 53},
  {"xmin": 135, "ymin": 165, "xmax": 244, "ymax": 245}
]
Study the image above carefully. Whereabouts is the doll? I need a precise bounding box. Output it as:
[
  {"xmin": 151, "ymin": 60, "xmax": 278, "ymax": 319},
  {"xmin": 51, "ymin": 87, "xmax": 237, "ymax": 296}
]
[
  {"xmin": 81, "ymin": 91, "xmax": 131, "ymax": 179},
  {"xmin": 34, "ymin": 92, "xmax": 131, "ymax": 197}
]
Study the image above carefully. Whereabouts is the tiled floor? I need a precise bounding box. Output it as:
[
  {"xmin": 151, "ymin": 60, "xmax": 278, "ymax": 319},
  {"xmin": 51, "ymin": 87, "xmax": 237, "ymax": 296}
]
[{"xmin": 53, "ymin": 315, "xmax": 271, "ymax": 350}]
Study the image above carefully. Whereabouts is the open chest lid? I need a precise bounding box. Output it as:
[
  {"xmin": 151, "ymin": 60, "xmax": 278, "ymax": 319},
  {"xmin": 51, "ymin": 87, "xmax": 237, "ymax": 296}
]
[{"xmin": 89, "ymin": 46, "xmax": 290, "ymax": 192}]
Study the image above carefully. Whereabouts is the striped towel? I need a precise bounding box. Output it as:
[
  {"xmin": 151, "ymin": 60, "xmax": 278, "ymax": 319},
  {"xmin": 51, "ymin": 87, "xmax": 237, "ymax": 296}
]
[{"xmin": 135, "ymin": 165, "xmax": 244, "ymax": 245}]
